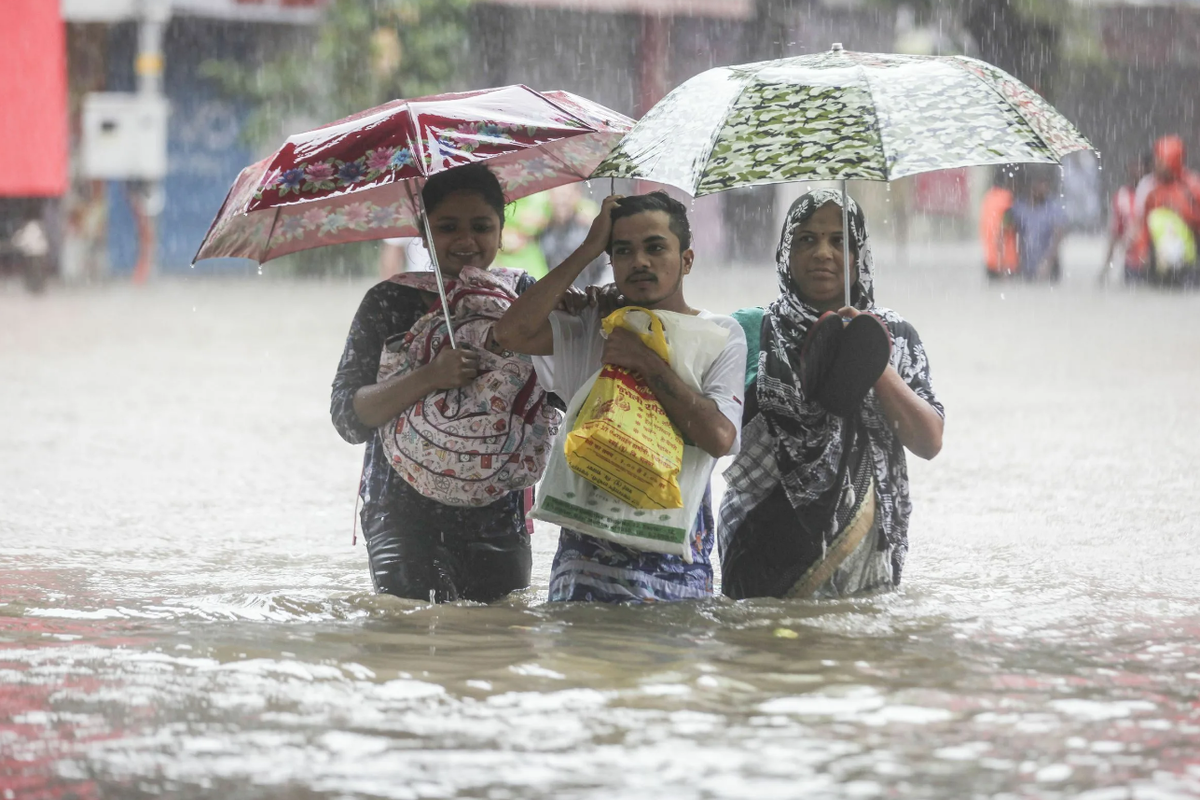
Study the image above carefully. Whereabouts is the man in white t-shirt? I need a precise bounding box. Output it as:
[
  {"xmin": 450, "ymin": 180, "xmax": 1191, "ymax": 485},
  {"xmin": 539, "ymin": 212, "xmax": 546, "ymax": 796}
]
[{"xmin": 495, "ymin": 192, "xmax": 746, "ymax": 602}]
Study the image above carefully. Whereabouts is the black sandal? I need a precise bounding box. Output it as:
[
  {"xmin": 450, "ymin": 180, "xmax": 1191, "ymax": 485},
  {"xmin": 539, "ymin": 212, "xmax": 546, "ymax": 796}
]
[
  {"xmin": 815, "ymin": 313, "xmax": 891, "ymax": 417},
  {"xmin": 799, "ymin": 311, "xmax": 845, "ymax": 401}
]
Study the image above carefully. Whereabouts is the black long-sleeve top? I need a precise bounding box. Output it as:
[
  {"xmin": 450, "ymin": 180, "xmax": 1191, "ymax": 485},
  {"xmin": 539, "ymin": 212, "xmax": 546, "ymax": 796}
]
[{"xmin": 330, "ymin": 275, "xmax": 536, "ymax": 524}]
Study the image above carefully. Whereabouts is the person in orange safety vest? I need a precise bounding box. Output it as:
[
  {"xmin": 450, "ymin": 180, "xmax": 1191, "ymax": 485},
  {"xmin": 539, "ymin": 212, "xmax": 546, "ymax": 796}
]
[{"xmin": 980, "ymin": 170, "xmax": 1019, "ymax": 278}]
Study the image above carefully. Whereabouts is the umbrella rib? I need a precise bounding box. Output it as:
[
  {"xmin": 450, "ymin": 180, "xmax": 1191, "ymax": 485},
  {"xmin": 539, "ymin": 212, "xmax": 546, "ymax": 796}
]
[
  {"xmin": 260, "ymin": 206, "xmax": 282, "ymax": 265},
  {"xmin": 516, "ymin": 87, "xmax": 618, "ymax": 181},
  {"xmin": 192, "ymin": 183, "xmax": 237, "ymax": 266},
  {"xmin": 536, "ymin": 88, "xmax": 598, "ymax": 134},
  {"xmin": 692, "ymin": 67, "xmax": 761, "ymax": 197},
  {"xmin": 947, "ymin": 56, "xmax": 1090, "ymax": 160},
  {"xmin": 539, "ymin": 144, "xmax": 596, "ymax": 182},
  {"xmin": 852, "ymin": 55, "xmax": 892, "ymax": 182}
]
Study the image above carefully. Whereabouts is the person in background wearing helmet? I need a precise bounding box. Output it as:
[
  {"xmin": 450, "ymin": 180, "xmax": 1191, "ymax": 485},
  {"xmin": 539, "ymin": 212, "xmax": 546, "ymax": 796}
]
[
  {"xmin": 1132, "ymin": 135, "xmax": 1200, "ymax": 286},
  {"xmin": 1099, "ymin": 153, "xmax": 1154, "ymax": 285}
]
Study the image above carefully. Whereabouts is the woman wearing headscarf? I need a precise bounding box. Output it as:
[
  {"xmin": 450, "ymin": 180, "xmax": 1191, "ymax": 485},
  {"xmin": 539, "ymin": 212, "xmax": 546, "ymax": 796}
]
[{"xmin": 719, "ymin": 190, "xmax": 944, "ymax": 600}]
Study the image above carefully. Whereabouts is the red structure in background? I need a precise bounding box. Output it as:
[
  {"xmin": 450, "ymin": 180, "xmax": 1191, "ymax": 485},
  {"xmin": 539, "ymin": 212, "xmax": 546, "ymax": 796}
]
[
  {"xmin": 237, "ymin": 0, "xmax": 325, "ymax": 6},
  {"xmin": 0, "ymin": 0, "xmax": 68, "ymax": 198},
  {"xmin": 913, "ymin": 168, "xmax": 970, "ymax": 217}
]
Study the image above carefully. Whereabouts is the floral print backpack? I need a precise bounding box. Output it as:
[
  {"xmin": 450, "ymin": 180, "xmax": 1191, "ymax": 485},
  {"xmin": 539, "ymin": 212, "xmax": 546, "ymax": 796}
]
[{"xmin": 377, "ymin": 267, "xmax": 560, "ymax": 507}]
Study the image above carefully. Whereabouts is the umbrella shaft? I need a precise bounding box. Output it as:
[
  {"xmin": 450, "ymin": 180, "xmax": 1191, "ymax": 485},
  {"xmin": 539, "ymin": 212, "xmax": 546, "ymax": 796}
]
[
  {"xmin": 418, "ymin": 194, "xmax": 458, "ymax": 351},
  {"xmin": 841, "ymin": 180, "xmax": 851, "ymax": 309}
]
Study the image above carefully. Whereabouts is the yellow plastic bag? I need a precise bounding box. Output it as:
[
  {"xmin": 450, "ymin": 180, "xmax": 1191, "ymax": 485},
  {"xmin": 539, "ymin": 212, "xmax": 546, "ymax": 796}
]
[
  {"xmin": 563, "ymin": 308, "xmax": 684, "ymax": 509},
  {"xmin": 531, "ymin": 310, "xmax": 732, "ymax": 561}
]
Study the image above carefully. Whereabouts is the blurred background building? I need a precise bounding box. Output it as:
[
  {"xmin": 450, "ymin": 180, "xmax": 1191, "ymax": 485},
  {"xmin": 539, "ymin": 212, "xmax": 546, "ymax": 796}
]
[{"xmin": 10, "ymin": 0, "xmax": 1200, "ymax": 282}]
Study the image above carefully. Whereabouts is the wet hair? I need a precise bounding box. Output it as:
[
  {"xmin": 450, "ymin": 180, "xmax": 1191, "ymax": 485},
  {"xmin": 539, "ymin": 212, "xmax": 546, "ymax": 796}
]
[
  {"xmin": 421, "ymin": 163, "xmax": 506, "ymax": 226},
  {"xmin": 608, "ymin": 191, "xmax": 692, "ymax": 254}
]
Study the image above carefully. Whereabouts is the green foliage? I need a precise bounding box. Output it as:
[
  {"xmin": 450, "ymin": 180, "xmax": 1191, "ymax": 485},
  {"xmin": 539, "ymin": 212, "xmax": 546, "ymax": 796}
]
[
  {"xmin": 201, "ymin": 0, "xmax": 473, "ymax": 278},
  {"xmin": 867, "ymin": 0, "xmax": 1073, "ymax": 24},
  {"xmin": 864, "ymin": 0, "xmax": 1101, "ymax": 98},
  {"xmin": 315, "ymin": 0, "xmax": 473, "ymax": 116},
  {"xmin": 205, "ymin": 0, "xmax": 472, "ymax": 144},
  {"xmin": 865, "ymin": 0, "xmax": 1095, "ymax": 53}
]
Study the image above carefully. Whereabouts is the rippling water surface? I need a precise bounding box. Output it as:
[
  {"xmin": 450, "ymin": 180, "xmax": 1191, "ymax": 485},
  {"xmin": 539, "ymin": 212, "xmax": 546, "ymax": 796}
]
[{"xmin": 3, "ymin": 239, "xmax": 1199, "ymax": 799}]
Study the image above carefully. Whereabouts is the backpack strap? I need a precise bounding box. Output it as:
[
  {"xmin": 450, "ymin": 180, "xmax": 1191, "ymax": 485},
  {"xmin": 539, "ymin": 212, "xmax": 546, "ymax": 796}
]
[{"xmin": 731, "ymin": 306, "xmax": 766, "ymax": 390}]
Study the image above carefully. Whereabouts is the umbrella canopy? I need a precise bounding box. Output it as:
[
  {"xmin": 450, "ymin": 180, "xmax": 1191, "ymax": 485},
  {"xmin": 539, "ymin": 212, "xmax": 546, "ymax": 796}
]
[
  {"xmin": 594, "ymin": 45, "xmax": 1094, "ymax": 306},
  {"xmin": 194, "ymin": 85, "xmax": 633, "ymax": 264},
  {"xmin": 593, "ymin": 45, "xmax": 1093, "ymax": 196}
]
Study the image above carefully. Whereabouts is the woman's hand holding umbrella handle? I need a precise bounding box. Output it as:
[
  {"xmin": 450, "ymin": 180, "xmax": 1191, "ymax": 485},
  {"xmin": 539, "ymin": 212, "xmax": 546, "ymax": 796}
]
[
  {"xmin": 837, "ymin": 306, "xmax": 892, "ymax": 344},
  {"xmin": 831, "ymin": 307, "xmax": 938, "ymax": 457},
  {"xmin": 426, "ymin": 347, "xmax": 480, "ymax": 390},
  {"xmin": 352, "ymin": 351, "xmax": 477, "ymax": 429}
]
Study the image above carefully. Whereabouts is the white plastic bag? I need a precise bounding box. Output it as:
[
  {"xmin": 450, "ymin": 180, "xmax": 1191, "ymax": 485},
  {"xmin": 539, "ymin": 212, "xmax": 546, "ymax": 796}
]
[{"xmin": 530, "ymin": 309, "xmax": 730, "ymax": 563}]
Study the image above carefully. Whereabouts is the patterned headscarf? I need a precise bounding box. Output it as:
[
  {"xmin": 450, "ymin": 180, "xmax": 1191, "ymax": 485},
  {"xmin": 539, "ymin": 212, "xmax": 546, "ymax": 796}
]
[
  {"xmin": 754, "ymin": 189, "xmax": 876, "ymax": 525},
  {"xmin": 745, "ymin": 191, "xmax": 905, "ymax": 572},
  {"xmin": 721, "ymin": 190, "xmax": 942, "ymax": 583},
  {"xmin": 770, "ymin": 188, "xmax": 874, "ymax": 340}
]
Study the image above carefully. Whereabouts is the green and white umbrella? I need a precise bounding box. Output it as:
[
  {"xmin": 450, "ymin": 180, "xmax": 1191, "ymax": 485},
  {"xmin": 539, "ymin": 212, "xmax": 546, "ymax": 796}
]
[{"xmin": 594, "ymin": 44, "xmax": 1094, "ymax": 304}]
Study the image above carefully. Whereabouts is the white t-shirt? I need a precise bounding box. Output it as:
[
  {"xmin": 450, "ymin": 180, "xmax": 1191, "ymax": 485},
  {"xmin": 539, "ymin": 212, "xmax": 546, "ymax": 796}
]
[{"xmin": 533, "ymin": 306, "xmax": 747, "ymax": 455}]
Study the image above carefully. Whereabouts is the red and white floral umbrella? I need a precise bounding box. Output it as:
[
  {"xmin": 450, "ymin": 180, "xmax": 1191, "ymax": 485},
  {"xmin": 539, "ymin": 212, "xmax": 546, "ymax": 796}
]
[
  {"xmin": 194, "ymin": 85, "xmax": 631, "ymax": 346},
  {"xmin": 195, "ymin": 85, "xmax": 632, "ymax": 265}
]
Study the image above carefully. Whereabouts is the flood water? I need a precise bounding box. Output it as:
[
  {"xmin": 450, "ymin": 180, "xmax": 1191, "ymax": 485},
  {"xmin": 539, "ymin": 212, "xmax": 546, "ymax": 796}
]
[{"xmin": 3, "ymin": 237, "xmax": 1200, "ymax": 799}]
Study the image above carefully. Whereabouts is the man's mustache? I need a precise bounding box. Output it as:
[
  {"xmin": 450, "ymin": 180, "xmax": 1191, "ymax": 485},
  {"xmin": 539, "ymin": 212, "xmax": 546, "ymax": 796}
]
[{"xmin": 627, "ymin": 271, "xmax": 658, "ymax": 281}]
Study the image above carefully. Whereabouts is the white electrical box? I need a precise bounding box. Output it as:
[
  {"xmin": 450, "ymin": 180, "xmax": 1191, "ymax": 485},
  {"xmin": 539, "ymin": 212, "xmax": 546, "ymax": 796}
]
[
  {"xmin": 60, "ymin": 0, "xmax": 139, "ymax": 22},
  {"xmin": 81, "ymin": 93, "xmax": 170, "ymax": 181}
]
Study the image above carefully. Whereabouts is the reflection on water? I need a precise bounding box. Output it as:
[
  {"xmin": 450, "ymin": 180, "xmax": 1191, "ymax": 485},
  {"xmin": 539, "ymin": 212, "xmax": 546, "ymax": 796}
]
[
  {"xmin": 5, "ymin": 580, "xmax": 1200, "ymax": 799},
  {"xmin": 3, "ymin": 240, "xmax": 1200, "ymax": 798}
]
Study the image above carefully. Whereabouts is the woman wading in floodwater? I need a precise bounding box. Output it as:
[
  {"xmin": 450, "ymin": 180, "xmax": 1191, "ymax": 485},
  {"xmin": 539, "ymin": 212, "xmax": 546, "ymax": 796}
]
[
  {"xmin": 331, "ymin": 165, "xmax": 548, "ymax": 603},
  {"xmin": 720, "ymin": 190, "xmax": 944, "ymax": 600}
]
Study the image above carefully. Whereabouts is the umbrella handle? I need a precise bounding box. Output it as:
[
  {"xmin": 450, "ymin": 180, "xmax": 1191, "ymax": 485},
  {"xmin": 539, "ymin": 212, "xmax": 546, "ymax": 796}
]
[
  {"xmin": 841, "ymin": 180, "xmax": 851, "ymax": 309},
  {"xmin": 417, "ymin": 193, "xmax": 458, "ymax": 351}
]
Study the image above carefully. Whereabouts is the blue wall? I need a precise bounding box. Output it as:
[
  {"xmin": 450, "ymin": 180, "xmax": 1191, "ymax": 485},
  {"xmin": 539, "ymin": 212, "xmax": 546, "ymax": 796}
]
[{"xmin": 106, "ymin": 20, "xmax": 261, "ymax": 275}]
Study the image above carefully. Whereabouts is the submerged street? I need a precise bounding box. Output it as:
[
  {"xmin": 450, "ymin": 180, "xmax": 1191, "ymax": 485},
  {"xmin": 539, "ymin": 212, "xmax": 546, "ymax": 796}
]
[{"xmin": 2, "ymin": 237, "xmax": 1200, "ymax": 799}]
